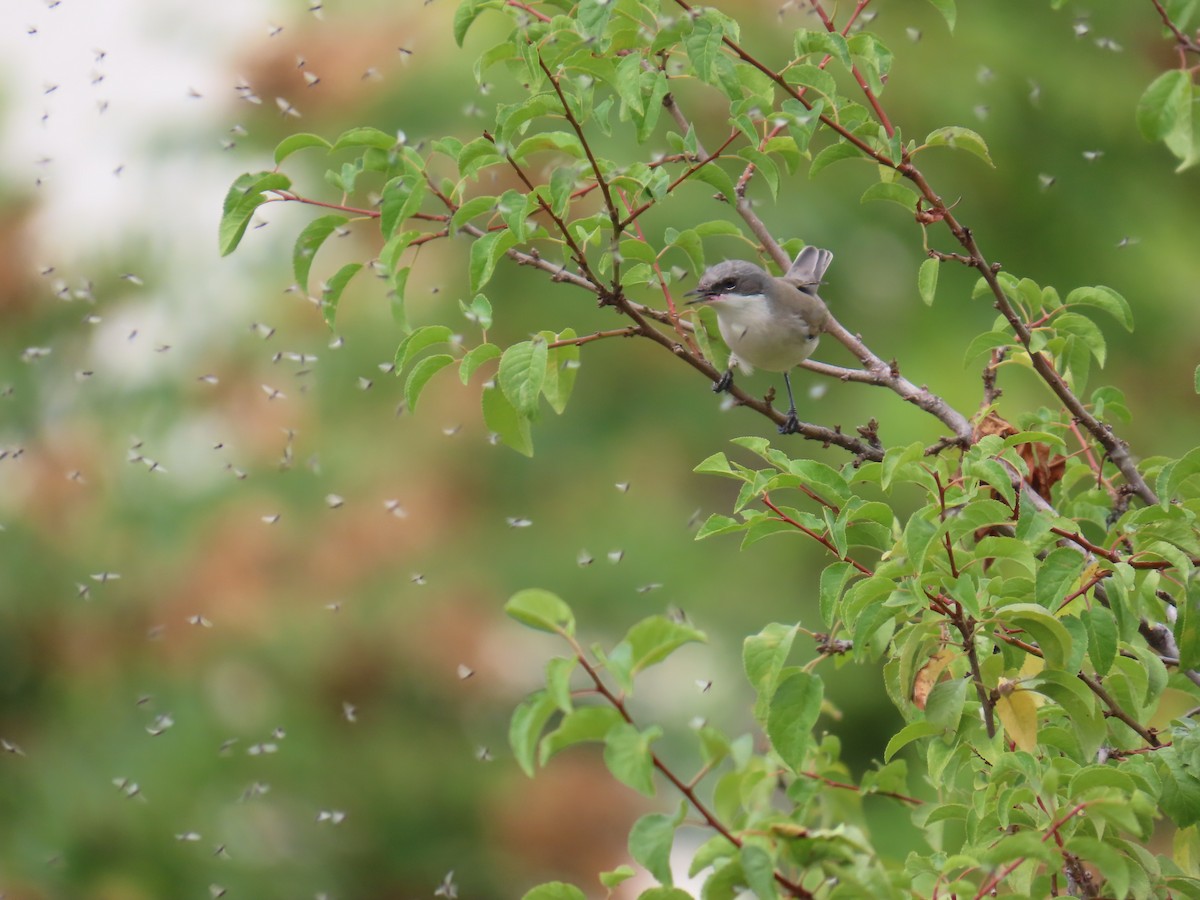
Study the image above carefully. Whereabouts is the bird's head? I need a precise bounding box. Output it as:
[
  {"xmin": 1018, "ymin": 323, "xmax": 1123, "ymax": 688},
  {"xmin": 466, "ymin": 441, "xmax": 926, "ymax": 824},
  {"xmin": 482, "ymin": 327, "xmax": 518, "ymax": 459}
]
[{"xmin": 684, "ymin": 260, "xmax": 771, "ymax": 306}]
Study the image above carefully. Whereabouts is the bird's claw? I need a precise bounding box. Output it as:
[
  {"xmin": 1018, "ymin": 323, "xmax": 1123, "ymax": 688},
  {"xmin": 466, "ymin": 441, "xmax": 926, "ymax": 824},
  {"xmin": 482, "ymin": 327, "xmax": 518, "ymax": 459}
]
[
  {"xmin": 712, "ymin": 370, "xmax": 733, "ymax": 394},
  {"xmin": 778, "ymin": 411, "xmax": 801, "ymax": 435}
]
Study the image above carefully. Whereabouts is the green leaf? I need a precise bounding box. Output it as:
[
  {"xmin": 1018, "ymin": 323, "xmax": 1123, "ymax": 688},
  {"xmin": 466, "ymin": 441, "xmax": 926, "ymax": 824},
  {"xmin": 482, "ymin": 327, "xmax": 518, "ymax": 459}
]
[
  {"xmin": 469, "ymin": 229, "xmax": 518, "ymax": 294},
  {"xmin": 539, "ymin": 706, "xmax": 625, "ymax": 764},
  {"xmin": 739, "ymin": 845, "xmax": 779, "ymax": 900},
  {"xmin": 629, "ymin": 807, "xmax": 685, "ymax": 886},
  {"xmin": 820, "ymin": 564, "xmax": 860, "ymax": 633},
  {"xmin": 482, "ymin": 383, "xmax": 533, "ymax": 456},
  {"xmin": 924, "ymin": 677, "xmax": 967, "ymax": 729},
  {"xmin": 784, "ymin": 63, "xmax": 838, "ymax": 102},
  {"xmin": 885, "ymin": 720, "xmax": 942, "ymax": 761},
  {"xmin": 331, "ymin": 126, "xmax": 398, "ymax": 152},
  {"xmin": 604, "ymin": 723, "xmax": 661, "ymax": 797},
  {"xmin": 458, "ymin": 136, "xmax": 504, "ymax": 178},
  {"xmin": 319, "ymin": 262, "xmax": 362, "ymax": 328},
  {"xmin": 1083, "ymin": 605, "xmax": 1118, "ymax": 675},
  {"xmin": 505, "ymin": 588, "xmax": 575, "ymax": 636},
  {"xmin": 1064, "ymin": 285, "xmax": 1133, "ymax": 331},
  {"xmin": 521, "ymin": 884, "xmax": 587, "ymax": 900},
  {"xmin": 1160, "ymin": 736, "xmax": 1200, "ymax": 826},
  {"xmin": 1137, "ymin": 69, "xmax": 1192, "ymax": 142},
  {"xmin": 881, "ymin": 441, "xmax": 924, "ymax": 491},
  {"xmin": 614, "ymin": 52, "xmax": 645, "ymax": 116},
  {"xmin": 788, "ymin": 458, "xmax": 852, "ymax": 506},
  {"xmin": 634, "ymin": 889, "xmax": 693, "ymax": 900},
  {"xmin": 683, "ymin": 14, "xmax": 725, "ymax": 84},
  {"xmin": 690, "ymin": 160, "xmax": 739, "ymax": 203},
  {"xmin": 617, "ymin": 616, "xmax": 707, "ymax": 677},
  {"xmin": 496, "ymin": 189, "xmax": 531, "ymax": 242},
  {"xmin": 926, "ymin": 0, "xmax": 956, "ymax": 30},
  {"xmin": 1158, "ymin": 446, "xmax": 1200, "ymax": 502},
  {"xmin": 292, "ymin": 214, "xmax": 348, "ymax": 292},
  {"xmin": 664, "ymin": 227, "xmax": 705, "ymax": 274},
  {"xmin": 1034, "ymin": 547, "xmax": 1086, "ymax": 609},
  {"xmin": 219, "ymin": 171, "xmax": 291, "ymax": 256},
  {"xmin": 599, "ymin": 866, "xmax": 636, "ymax": 890},
  {"xmin": 460, "ymin": 342, "xmax": 502, "ymax": 385},
  {"xmin": 695, "ymin": 724, "xmax": 731, "ymax": 768},
  {"xmin": 1055, "ymin": 312, "xmax": 1107, "ymax": 367},
  {"xmin": 514, "ymin": 131, "xmax": 586, "ymax": 162},
  {"xmin": 738, "ymin": 148, "xmax": 780, "ymax": 199},
  {"xmin": 394, "ymin": 325, "xmax": 455, "ymax": 371},
  {"xmin": 794, "ymin": 29, "xmax": 851, "ymax": 67},
  {"xmin": 545, "ymin": 656, "xmax": 576, "ymax": 713},
  {"xmin": 454, "ymin": 0, "xmax": 500, "ymax": 47},
  {"xmin": 635, "ymin": 69, "xmax": 669, "ymax": 141},
  {"xmin": 997, "ymin": 603, "xmax": 1072, "ymax": 669},
  {"xmin": 542, "ymin": 330, "xmax": 580, "ymax": 415},
  {"xmin": 766, "ymin": 670, "xmax": 823, "ymax": 773},
  {"xmin": 379, "ymin": 228, "xmax": 419, "ymax": 274},
  {"xmin": 1177, "ymin": 582, "xmax": 1200, "ymax": 670},
  {"xmin": 781, "ymin": 98, "xmax": 823, "ymax": 156},
  {"xmin": 943, "ymin": 499, "xmax": 1013, "ymax": 539},
  {"xmin": 273, "ymin": 132, "xmax": 332, "ymax": 165},
  {"xmin": 474, "ymin": 39, "xmax": 517, "ymax": 84},
  {"xmin": 380, "ymin": 176, "xmax": 427, "ymax": 239},
  {"xmin": 848, "ymin": 32, "xmax": 893, "ymax": 96},
  {"xmin": 509, "ymin": 690, "xmax": 559, "ymax": 777},
  {"xmin": 451, "ymin": 194, "xmax": 498, "ymax": 234},
  {"xmin": 694, "ymin": 514, "xmax": 745, "ymax": 540},
  {"xmin": 918, "ymin": 257, "xmax": 939, "ymax": 306},
  {"xmin": 923, "ymin": 126, "xmax": 995, "ymax": 167},
  {"xmin": 462, "ymin": 294, "xmax": 494, "ymax": 331},
  {"xmin": 693, "ymin": 451, "xmax": 736, "ymax": 478},
  {"xmin": 963, "ymin": 329, "xmax": 1011, "ymax": 365},
  {"xmin": 499, "ymin": 339, "xmax": 549, "ymax": 419},
  {"xmin": 860, "ymin": 180, "xmax": 918, "ymax": 211},
  {"xmin": 576, "ymin": 0, "xmax": 614, "ymax": 41},
  {"xmin": 903, "ymin": 514, "xmax": 938, "ymax": 573},
  {"xmin": 744, "ymin": 623, "xmax": 798, "ymax": 724},
  {"xmin": 404, "ymin": 353, "xmax": 454, "ymax": 412},
  {"xmin": 544, "ymin": 167, "xmax": 575, "ymax": 219},
  {"xmin": 809, "ymin": 141, "xmax": 863, "ymax": 178}
]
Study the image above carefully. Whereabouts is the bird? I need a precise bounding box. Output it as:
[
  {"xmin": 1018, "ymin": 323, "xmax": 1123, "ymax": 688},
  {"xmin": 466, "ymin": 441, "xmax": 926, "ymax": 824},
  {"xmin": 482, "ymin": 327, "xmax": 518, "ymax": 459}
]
[{"xmin": 685, "ymin": 246, "xmax": 832, "ymax": 435}]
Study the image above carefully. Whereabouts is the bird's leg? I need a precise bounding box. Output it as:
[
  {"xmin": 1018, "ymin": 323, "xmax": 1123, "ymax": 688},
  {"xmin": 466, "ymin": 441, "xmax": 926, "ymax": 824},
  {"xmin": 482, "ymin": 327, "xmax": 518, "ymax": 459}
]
[
  {"xmin": 712, "ymin": 368, "xmax": 734, "ymax": 394},
  {"xmin": 778, "ymin": 371, "xmax": 800, "ymax": 435}
]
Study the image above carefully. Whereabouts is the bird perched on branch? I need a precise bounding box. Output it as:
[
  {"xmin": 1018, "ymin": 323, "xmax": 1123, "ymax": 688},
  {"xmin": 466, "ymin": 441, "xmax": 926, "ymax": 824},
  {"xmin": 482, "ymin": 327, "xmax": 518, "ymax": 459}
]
[{"xmin": 686, "ymin": 246, "xmax": 832, "ymax": 434}]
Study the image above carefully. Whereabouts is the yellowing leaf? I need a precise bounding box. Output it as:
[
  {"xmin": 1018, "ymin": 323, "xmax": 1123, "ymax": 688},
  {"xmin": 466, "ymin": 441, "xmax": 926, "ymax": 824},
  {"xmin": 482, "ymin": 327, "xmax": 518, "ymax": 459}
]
[
  {"xmin": 912, "ymin": 646, "xmax": 955, "ymax": 710},
  {"xmin": 995, "ymin": 680, "xmax": 1043, "ymax": 752}
]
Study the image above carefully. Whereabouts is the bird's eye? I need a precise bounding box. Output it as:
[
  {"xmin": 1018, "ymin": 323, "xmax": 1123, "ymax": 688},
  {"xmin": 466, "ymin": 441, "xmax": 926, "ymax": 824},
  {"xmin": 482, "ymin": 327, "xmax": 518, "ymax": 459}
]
[{"xmin": 718, "ymin": 279, "xmax": 736, "ymax": 291}]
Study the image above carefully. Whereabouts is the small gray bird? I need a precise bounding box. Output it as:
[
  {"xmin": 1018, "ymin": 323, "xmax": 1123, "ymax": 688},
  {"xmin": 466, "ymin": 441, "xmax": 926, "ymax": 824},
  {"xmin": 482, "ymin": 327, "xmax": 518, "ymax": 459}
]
[{"xmin": 685, "ymin": 246, "xmax": 832, "ymax": 434}]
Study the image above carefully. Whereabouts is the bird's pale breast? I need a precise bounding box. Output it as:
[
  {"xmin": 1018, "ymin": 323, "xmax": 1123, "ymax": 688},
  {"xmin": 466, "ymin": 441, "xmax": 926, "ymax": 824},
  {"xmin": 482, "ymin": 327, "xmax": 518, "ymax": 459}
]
[{"xmin": 712, "ymin": 295, "xmax": 819, "ymax": 373}]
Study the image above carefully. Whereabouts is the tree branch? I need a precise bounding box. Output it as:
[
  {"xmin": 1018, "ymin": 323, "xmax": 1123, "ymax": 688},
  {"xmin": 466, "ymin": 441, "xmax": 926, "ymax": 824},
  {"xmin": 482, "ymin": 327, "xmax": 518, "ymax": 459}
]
[{"xmin": 564, "ymin": 633, "xmax": 816, "ymax": 899}]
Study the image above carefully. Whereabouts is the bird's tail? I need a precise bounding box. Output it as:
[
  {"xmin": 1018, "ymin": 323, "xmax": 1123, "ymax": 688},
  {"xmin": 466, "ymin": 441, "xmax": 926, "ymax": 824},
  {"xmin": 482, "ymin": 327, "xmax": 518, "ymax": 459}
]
[{"xmin": 783, "ymin": 245, "xmax": 833, "ymax": 292}]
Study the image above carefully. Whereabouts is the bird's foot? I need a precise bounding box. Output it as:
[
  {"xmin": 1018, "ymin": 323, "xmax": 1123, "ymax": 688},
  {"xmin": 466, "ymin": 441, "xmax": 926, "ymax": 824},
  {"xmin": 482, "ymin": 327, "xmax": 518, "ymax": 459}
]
[
  {"xmin": 778, "ymin": 410, "xmax": 801, "ymax": 435},
  {"xmin": 712, "ymin": 370, "xmax": 734, "ymax": 394}
]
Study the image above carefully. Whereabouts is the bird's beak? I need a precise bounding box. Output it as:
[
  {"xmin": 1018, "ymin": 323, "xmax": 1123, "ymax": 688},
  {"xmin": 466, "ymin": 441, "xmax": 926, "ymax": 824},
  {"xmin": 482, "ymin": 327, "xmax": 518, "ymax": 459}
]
[{"xmin": 683, "ymin": 288, "xmax": 710, "ymax": 305}]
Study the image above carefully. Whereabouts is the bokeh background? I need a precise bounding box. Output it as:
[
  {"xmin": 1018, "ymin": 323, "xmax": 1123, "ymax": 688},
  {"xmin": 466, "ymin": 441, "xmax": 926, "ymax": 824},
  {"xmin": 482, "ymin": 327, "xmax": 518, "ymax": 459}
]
[{"xmin": 0, "ymin": 0, "xmax": 1197, "ymax": 897}]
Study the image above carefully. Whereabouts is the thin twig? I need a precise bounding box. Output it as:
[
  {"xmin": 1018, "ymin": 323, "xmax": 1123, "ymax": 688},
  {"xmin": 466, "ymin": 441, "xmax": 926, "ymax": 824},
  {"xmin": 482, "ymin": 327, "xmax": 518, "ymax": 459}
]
[
  {"xmin": 547, "ymin": 327, "xmax": 637, "ymax": 348},
  {"xmin": 1149, "ymin": 0, "xmax": 1200, "ymax": 54},
  {"xmin": 762, "ymin": 494, "xmax": 874, "ymax": 575}
]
